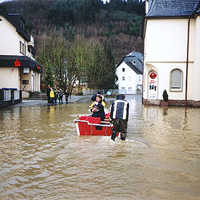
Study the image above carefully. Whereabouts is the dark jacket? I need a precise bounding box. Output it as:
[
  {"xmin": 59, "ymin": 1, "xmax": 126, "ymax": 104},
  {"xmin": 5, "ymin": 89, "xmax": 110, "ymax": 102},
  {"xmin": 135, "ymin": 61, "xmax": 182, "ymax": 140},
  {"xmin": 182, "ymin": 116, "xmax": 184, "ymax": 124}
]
[
  {"xmin": 91, "ymin": 94, "xmax": 97, "ymax": 102},
  {"xmin": 47, "ymin": 87, "xmax": 51, "ymax": 96},
  {"xmin": 110, "ymin": 99, "xmax": 129, "ymax": 121},
  {"xmin": 92, "ymin": 102, "xmax": 105, "ymax": 121}
]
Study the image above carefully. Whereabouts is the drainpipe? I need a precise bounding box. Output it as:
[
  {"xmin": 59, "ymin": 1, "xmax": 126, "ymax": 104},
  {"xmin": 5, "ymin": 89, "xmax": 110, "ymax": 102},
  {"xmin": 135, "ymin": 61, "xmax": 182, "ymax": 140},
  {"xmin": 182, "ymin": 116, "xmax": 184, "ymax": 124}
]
[{"xmin": 185, "ymin": 16, "xmax": 191, "ymax": 106}]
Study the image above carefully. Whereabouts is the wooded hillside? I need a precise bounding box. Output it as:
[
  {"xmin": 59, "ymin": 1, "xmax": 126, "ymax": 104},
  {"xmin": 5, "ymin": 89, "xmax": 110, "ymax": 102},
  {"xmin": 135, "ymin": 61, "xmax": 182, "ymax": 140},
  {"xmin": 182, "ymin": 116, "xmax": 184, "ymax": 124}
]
[
  {"xmin": 0, "ymin": 0, "xmax": 145, "ymax": 91},
  {"xmin": 0, "ymin": 0, "xmax": 144, "ymax": 62}
]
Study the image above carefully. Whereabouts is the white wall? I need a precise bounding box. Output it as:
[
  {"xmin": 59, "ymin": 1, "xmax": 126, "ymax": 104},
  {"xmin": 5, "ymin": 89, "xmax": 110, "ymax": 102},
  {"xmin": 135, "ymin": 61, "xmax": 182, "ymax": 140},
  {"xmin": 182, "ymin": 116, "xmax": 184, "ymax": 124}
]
[
  {"xmin": 0, "ymin": 16, "xmax": 35, "ymax": 59},
  {"xmin": 138, "ymin": 75, "xmax": 143, "ymax": 85},
  {"xmin": 32, "ymin": 72, "xmax": 40, "ymax": 92},
  {"xmin": 189, "ymin": 16, "xmax": 200, "ymax": 101},
  {"xmin": 145, "ymin": 19, "xmax": 190, "ymax": 62},
  {"xmin": 0, "ymin": 16, "xmax": 28, "ymax": 56},
  {"xmin": 145, "ymin": 0, "xmax": 149, "ymax": 15},
  {"xmin": 0, "ymin": 68, "xmax": 20, "ymax": 89}
]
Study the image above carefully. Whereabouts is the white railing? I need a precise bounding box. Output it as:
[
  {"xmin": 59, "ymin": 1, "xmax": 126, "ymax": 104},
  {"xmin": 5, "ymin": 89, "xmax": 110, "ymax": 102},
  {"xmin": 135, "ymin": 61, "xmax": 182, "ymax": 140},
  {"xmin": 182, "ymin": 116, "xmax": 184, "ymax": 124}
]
[
  {"xmin": 14, "ymin": 90, "xmax": 20, "ymax": 100},
  {"xmin": 3, "ymin": 90, "xmax": 11, "ymax": 101}
]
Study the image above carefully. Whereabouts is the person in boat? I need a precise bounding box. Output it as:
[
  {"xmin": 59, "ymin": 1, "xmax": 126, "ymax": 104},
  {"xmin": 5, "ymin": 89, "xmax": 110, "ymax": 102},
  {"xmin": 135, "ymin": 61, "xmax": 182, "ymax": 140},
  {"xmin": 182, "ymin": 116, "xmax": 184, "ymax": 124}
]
[
  {"xmin": 91, "ymin": 94, "xmax": 105, "ymax": 121},
  {"xmin": 90, "ymin": 92, "xmax": 106, "ymax": 108},
  {"xmin": 110, "ymin": 94, "xmax": 129, "ymax": 141},
  {"xmin": 91, "ymin": 91, "xmax": 101, "ymax": 101}
]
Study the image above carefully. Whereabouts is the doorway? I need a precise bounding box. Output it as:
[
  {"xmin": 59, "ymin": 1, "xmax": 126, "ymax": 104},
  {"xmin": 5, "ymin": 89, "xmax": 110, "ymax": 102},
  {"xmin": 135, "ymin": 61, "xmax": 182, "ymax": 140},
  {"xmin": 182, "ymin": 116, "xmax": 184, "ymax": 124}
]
[{"xmin": 148, "ymin": 71, "xmax": 158, "ymax": 99}]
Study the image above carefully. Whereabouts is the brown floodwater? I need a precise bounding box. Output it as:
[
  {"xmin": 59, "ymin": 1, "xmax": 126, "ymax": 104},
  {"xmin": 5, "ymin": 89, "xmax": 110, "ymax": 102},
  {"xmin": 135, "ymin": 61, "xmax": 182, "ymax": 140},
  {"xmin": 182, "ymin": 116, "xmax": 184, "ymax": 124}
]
[{"xmin": 0, "ymin": 95, "xmax": 200, "ymax": 200}]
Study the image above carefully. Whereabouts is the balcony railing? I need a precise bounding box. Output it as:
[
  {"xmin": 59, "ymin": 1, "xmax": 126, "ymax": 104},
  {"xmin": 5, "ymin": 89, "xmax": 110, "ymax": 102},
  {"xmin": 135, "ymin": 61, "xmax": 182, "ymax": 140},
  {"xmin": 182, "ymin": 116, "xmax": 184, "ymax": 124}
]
[{"xmin": 0, "ymin": 88, "xmax": 22, "ymax": 108}]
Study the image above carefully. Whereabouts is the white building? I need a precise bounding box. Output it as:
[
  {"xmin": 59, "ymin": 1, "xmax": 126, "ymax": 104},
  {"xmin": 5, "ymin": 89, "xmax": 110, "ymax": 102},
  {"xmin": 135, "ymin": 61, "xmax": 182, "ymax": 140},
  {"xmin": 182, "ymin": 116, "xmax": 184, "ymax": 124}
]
[
  {"xmin": 0, "ymin": 13, "xmax": 42, "ymax": 98},
  {"xmin": 143, "ymin": 0, "xmax": 200, "ymax": 106},
  {"xmin": 116, "ymin": 51, "xmax": 143, "ymax": 94}
]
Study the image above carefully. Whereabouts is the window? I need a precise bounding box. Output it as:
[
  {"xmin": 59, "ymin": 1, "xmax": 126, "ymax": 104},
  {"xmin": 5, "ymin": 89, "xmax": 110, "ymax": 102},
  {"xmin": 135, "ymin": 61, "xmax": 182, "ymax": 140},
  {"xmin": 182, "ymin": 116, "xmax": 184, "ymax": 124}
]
[
  {"xmin": 22, "ymin": 80, "xmax": 29, "ymax": 85},
  {"xmin": 170, "ymin": 69, "xmax": 183, "ymax": 90},
  {"xmin": 20, "ymin": 41, "xmax": 26, "ymax": 55},
  {"xmin": 23, "ymin": 68, "xmax": 30, "ymax": 74},
  {"xmin": 28, "ymin": 45, "xmax": 36, "ymax": 57},
  {"xmin": 122, "ymin": 76, "xmax": 125, "ymax": 81},
  {"xmin": 122, "ymin": 68, "xmax": 125, "ymax": 72},
  {"xmin": 20, "ymin": 20, "xmax": 25, "ymax": 30},
  {"xmin": 132, "ymin": 60, "xmax": 136, "ymax": 65}
]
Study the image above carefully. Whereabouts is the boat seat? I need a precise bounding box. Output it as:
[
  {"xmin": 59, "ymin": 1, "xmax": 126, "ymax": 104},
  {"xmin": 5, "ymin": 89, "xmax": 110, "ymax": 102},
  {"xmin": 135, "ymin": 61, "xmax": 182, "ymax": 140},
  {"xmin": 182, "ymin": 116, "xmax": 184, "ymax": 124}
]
[{"xmin": 79, "ymin": 116, "xmax": 101, "ymax": 124}]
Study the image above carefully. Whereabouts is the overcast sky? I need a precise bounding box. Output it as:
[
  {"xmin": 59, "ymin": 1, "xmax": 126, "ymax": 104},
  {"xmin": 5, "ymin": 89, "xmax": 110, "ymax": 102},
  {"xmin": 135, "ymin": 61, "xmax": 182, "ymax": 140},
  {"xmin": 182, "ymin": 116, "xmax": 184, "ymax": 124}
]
[{"xmin": 0, "ymin": 0, "xmax": 12, "ymax": 3}]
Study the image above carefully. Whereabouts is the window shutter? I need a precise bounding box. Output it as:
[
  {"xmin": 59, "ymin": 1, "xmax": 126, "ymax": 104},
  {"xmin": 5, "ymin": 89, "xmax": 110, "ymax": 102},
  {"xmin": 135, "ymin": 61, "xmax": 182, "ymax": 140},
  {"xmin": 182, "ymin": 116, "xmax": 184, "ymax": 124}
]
[{"xmin": 170, "ymin": 69, "xmax": 182, "ymax": 89}]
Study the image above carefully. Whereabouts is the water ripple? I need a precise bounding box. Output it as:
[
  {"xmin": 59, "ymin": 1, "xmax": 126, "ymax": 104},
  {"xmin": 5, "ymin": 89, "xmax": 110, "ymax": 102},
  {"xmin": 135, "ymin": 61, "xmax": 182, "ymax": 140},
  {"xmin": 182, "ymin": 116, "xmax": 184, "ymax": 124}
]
[{"xmin": 0, "ymin": 98, "xmax": 200, "ymax": 200}]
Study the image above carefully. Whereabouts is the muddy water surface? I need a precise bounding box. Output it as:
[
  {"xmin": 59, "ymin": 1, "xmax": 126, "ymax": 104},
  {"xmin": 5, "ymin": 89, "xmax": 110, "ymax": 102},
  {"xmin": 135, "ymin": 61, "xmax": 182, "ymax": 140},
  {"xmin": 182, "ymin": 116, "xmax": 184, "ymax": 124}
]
[{"xmin": 0, "ymin": 95, "xmax": 200, "ymax": 200}]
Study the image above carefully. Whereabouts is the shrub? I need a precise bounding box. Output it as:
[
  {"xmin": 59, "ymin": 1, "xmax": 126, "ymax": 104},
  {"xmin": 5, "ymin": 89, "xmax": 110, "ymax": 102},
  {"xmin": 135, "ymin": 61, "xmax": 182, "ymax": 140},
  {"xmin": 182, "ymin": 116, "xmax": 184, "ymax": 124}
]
[{"xmin": 163, "ymin": 90, "xmax": 168, "ymax": 102}]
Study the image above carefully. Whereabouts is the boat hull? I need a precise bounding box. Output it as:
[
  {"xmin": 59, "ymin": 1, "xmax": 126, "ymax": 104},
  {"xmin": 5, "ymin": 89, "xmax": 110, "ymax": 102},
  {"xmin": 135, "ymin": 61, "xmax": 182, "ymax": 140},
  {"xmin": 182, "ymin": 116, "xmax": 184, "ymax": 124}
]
[{"xmin": 74, "ymin": 116, "xmax": 117, "ymax": 136}]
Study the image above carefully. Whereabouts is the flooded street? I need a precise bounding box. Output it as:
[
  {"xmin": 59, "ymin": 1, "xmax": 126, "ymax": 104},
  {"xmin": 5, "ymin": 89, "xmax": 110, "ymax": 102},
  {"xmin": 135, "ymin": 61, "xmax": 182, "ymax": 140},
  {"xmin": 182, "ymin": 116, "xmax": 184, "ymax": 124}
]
[{"xmin": 0, "ymin": 95, "xmax": 200, "ymax": 200}]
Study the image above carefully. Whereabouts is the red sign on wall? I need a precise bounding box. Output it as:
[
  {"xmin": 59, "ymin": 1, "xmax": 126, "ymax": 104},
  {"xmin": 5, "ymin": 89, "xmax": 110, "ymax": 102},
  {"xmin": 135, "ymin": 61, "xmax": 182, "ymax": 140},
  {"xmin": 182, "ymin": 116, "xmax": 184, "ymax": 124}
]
[
  {"xmin": 14, "ymin": 59, "xmax": 21, "ymax": 67},
  {"xmin": 149, "ymin": 71, "xmax": 157, "ymax": 79},
  {"xmin": 36, "ymin": 65, "xmax": 41, "ymax": 70}
]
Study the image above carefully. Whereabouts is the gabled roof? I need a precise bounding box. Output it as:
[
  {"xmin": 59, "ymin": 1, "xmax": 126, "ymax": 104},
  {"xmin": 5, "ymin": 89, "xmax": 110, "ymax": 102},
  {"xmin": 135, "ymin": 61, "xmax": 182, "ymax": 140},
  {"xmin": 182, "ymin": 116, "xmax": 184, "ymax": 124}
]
[
  {"xmin": 0, "ymin": 13, "xmax": 30, "ymax": 41},
  {"xmin": 117, "ymin": 51, "xmax": 144, "ymax": 75},
  {"xmin": 146, "ymin": 0, "xmax": 200, "ymax": 18}
]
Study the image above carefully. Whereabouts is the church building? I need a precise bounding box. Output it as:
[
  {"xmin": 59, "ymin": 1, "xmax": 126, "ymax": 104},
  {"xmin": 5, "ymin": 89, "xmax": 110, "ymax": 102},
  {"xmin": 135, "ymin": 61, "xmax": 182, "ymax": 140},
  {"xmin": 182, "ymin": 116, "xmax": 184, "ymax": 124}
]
[{"xmin": 143, "ymin": 0, "xmax": 200, "ymax": 106}]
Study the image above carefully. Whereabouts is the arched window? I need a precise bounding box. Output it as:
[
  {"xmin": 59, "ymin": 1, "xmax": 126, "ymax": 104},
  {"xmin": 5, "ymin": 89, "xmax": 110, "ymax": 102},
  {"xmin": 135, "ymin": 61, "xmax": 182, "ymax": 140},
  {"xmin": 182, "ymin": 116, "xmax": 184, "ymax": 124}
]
[{"xmin": 170, "ymin": 69, "xmax": 183, "ymax": 90}]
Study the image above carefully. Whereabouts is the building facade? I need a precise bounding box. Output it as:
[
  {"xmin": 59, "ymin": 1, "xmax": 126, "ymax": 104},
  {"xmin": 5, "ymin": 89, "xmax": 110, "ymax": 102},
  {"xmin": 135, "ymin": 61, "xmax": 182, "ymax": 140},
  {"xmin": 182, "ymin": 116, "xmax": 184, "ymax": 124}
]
[
  {"xmin": 143, "ymin": 0, "xmax": 200, "ymax": 106},
  {"xmin": 116, "ymin": 51, "xmax": 143, "ymax": 94},
  {"xmin": 0, "ymin": 13, "xmax": 42, "ymax": 99}
]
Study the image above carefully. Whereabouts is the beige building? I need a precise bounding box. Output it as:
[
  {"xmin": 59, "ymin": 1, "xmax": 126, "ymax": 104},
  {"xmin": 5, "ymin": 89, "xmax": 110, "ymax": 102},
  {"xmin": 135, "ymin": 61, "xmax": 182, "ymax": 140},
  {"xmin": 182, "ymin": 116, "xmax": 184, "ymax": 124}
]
[
  {"xmin": 0, "ymin": 13, "xmax": 42, "ymax": 98},
  {"xmin": 143, "ymin": 0, "xmax": 200, "ymax": 106}
]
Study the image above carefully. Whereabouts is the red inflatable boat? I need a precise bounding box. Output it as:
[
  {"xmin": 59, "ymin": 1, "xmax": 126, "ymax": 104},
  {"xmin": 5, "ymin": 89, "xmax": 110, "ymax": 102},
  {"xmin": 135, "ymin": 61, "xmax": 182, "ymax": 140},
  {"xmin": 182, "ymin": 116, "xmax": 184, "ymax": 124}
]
[{"xmin": 74, "ymin": 116, "xmax": 117, "ymax": 136}]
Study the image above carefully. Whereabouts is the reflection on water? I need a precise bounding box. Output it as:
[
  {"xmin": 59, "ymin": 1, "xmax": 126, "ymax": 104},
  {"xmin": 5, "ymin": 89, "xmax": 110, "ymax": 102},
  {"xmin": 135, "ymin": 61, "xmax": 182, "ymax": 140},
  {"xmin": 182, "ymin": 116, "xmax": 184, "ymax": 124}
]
[{"xmin": 0, "ymin": 96, "xmax": 200, "ymax": 200}]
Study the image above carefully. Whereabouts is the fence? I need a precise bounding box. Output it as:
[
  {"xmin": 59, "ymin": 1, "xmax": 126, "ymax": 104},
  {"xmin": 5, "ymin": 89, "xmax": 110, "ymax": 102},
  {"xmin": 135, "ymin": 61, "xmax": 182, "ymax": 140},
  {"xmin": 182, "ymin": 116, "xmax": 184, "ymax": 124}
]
[
  {"xmin": 83, "ymin": 89, "xmax": 119, "ymax": 96},
  {"xmin": 0, "ymin": 88, "xmax": 22, "ymax": 108}
]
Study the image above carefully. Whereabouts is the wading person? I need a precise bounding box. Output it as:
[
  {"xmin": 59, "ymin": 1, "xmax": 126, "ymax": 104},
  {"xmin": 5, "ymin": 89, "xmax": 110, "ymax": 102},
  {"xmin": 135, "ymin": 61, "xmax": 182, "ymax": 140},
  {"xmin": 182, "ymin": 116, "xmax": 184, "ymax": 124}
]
[
  {"xmin": 58, "ymin": 89, "xmax": 63, "ymax": 104},
  {"xmin": 50, "ymin": 88, "xmax": 55, "ymax": 105},
  {"xmin": 54, "ymin": 88, "xmax": 58, "ymax": 104},
  {"xmin": 91, "ymin": 94, "xmax": 105, "ymax": 121},
  {"xmin": 65, "ymin": 91, "xmax": 69, "ymax": 104},
  {"xmin": 110, "ymin": 94, "xmax": 129, "ymax": 141},
  {"xmin": 46, "ymin": 85, "xmax": 51, "ymax": 103}
]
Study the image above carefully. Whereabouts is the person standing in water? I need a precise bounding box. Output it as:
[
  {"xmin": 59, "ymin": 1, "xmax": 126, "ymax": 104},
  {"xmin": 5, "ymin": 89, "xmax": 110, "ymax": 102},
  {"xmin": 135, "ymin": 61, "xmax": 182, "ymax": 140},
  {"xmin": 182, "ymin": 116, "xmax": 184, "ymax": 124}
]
[
  {"xmin": 50, "ymin": 87, "xmax": 55, "ymax": 105},
  {"xmin": 46, "ymin": 85, "xmax": 51, "ymax": 103},
  {"xmin": 110, "ymin": 94, "xmax": 129, "ymax": 141},
  {"xmin": 58, "ymin": 89, "xmax": 64, "ymax": 104},
  {"xmin": 65, "ymin": 91, "xmax": 69, "ymax": 104}
]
